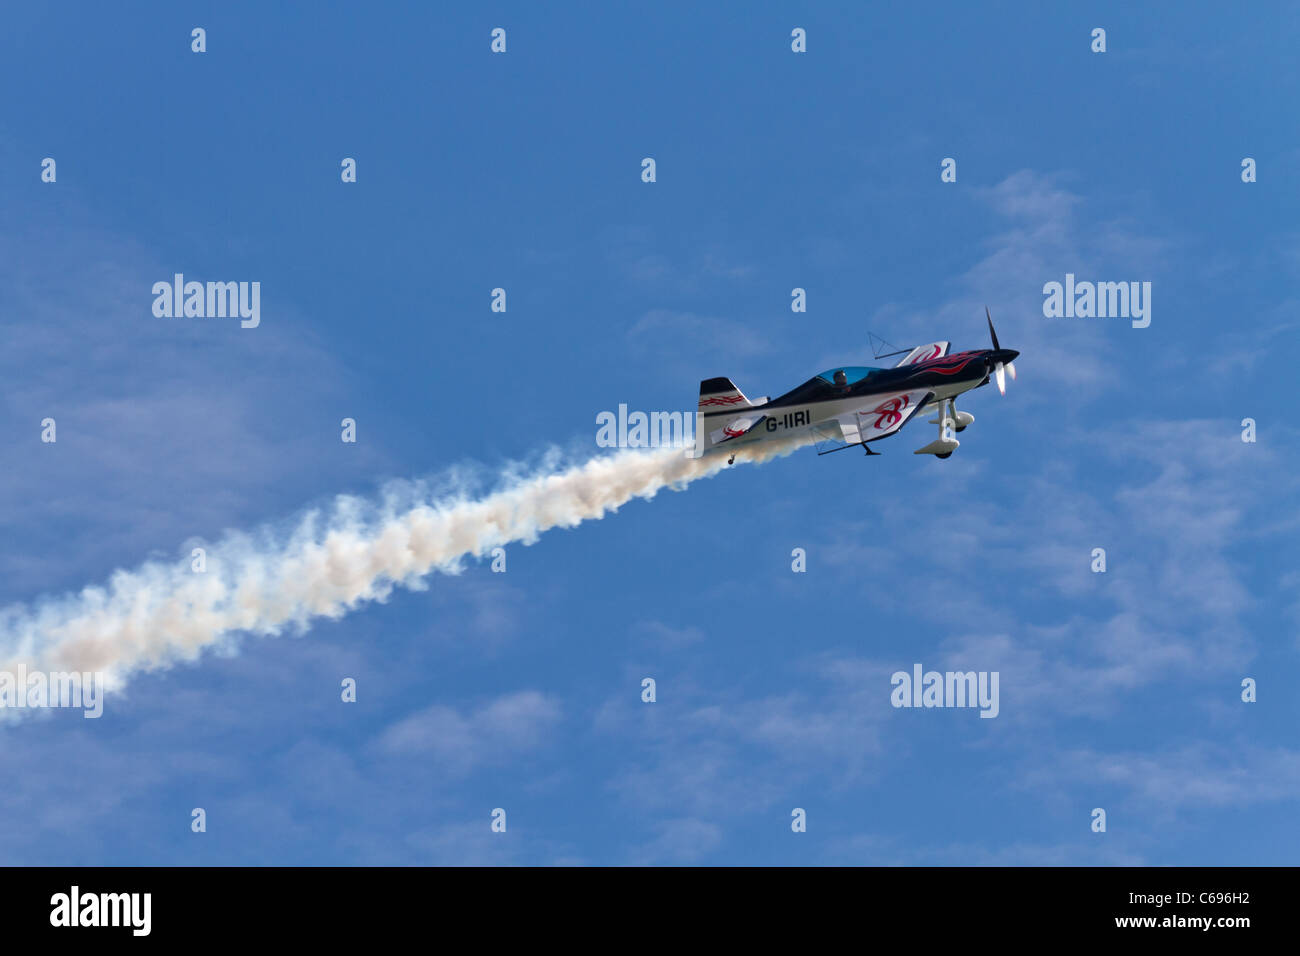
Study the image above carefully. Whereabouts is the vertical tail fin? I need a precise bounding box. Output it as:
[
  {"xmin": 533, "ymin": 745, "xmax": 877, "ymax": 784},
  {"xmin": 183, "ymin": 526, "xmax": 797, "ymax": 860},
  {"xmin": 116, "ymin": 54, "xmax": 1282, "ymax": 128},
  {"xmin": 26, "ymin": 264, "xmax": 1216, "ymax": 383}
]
[{"xmin": 698, "ymin": 376, "xmax": 757, "ymax": 412}]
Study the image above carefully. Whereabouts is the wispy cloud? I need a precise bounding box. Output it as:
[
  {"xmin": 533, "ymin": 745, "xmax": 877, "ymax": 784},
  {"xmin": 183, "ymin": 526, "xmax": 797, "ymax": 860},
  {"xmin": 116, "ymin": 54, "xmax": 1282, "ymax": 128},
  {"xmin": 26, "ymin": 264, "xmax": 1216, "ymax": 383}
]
[
  {"xmin": 1021, "ymin": 743, "xmax": 1300, "ymax": 813},
  {"xmin": 376, "ymin": 690, "xmax": 563, "ymax": 775}
]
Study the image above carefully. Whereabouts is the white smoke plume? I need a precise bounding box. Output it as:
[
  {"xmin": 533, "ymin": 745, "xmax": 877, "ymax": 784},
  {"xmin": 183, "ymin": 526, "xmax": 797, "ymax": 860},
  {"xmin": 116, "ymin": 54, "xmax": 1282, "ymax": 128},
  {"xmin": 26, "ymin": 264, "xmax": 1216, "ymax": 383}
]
[{"xmin": 0, "ymin": 438, "xmax": 808, "ymax": 693}]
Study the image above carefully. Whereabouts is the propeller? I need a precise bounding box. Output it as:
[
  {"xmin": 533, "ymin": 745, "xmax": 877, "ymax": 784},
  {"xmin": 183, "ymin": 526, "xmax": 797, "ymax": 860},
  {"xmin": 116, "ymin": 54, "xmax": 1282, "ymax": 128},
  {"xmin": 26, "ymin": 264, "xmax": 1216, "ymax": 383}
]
[{"xmin": 985, "ymin": 306, "xmax": 1017, "ymax": 395}]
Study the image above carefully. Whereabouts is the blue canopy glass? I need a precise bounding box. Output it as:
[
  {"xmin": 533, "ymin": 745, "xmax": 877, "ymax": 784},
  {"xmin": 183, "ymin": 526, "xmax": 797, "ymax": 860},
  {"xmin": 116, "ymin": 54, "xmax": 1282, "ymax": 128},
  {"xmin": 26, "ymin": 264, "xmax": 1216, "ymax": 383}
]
[{"xmin": 814, "ymin": 366, "xmax": 881, "ymax": 386}]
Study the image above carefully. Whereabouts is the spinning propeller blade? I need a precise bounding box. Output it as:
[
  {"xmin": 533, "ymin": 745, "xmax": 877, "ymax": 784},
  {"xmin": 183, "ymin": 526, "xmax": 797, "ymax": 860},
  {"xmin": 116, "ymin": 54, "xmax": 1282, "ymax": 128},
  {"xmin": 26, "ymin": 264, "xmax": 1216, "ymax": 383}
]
[
  {"xmin": 986, "ymin": 306, "xmax": 1016, "ymax": 395},
  {"xmin": 986, "ymin": 306, "xmax": 1000, "ymax": 350}
]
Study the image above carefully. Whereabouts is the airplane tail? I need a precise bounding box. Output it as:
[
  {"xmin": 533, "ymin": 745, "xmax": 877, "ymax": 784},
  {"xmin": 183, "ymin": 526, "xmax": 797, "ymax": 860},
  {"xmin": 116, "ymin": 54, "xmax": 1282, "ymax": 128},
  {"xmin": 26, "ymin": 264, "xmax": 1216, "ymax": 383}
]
[{"xmin": 698, "ymin": 376, "xmax": 759, "ymax": 412}]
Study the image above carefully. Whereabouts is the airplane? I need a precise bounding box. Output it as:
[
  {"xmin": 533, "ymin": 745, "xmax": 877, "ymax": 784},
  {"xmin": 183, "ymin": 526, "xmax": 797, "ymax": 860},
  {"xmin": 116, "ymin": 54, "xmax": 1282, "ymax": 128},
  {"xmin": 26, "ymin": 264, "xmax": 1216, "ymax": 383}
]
[{"xmin": 697, "ymin": 309, "xmax": 1019, "ymax": 463}]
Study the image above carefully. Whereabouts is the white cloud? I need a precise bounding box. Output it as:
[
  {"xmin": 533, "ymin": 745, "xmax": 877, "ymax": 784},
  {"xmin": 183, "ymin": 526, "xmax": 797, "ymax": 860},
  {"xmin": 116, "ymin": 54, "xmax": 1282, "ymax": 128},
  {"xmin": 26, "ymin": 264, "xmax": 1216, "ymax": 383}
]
[
  {"xmin": 375, "ymin": 690, "xmax": 562, "ymax": 776},
  {"xmin": 1022, "ymin": 744, "xmax": 1300, "ymax": 812},
  {"xmin": 632, "ymin": 817, "xmax": 723, "ymax": 864}
]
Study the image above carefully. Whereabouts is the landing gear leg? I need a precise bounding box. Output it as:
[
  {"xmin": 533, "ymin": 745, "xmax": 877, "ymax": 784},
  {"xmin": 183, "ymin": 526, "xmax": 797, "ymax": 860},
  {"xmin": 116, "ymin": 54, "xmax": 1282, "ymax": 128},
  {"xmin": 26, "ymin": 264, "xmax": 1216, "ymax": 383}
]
[
  {"xmin": 727, "ymin": 454, "xmax": 735, "ymax": 465},
  {"xmin": 914, "ymin": 399, "xmax": 962, "ymax": 457},
  {"xmin": 932, "ymin": 398, "xmax": 974, "ymax": 432}
]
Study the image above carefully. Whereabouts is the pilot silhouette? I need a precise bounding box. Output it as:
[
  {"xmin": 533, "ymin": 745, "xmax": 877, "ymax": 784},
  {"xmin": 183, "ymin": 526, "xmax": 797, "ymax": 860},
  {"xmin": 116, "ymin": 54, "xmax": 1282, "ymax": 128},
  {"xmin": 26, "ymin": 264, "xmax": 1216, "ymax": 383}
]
[{"xmin": 833, "ymin": 369, "xmax": 848, "ymax": 386}]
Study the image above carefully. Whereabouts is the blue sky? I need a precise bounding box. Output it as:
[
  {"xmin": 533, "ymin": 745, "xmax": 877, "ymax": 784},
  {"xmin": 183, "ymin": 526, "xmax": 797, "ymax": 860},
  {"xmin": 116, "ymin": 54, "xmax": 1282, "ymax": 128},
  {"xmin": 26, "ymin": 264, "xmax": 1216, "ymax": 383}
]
[{"xmin": 1, "ymin": 2, "xmax": 1297, "ymax": 864}]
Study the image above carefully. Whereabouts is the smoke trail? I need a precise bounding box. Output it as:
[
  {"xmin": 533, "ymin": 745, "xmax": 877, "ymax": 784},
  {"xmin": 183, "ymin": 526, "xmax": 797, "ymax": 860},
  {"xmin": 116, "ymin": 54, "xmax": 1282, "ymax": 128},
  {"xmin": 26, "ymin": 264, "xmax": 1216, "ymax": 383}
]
[{"xmin": 0, "ymin": 438, "xmax": 809, "ymax": 691}]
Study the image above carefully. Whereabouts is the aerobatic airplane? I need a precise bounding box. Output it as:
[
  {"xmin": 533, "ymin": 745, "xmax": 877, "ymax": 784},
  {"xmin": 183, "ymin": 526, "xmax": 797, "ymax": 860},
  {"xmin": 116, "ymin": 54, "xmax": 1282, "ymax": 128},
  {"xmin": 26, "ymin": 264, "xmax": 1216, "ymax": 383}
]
[{"xmin": 698, "ymin": 310, "xmax": 1019, "ymax": 462}]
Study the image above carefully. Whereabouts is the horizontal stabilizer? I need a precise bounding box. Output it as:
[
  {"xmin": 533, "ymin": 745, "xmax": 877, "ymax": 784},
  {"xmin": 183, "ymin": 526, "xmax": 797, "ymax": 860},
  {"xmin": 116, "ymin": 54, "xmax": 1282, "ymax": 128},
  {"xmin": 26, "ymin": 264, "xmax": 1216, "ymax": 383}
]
[{"xmin": 709, "ymin": 414, "xmax": 766, "ymax": 446}]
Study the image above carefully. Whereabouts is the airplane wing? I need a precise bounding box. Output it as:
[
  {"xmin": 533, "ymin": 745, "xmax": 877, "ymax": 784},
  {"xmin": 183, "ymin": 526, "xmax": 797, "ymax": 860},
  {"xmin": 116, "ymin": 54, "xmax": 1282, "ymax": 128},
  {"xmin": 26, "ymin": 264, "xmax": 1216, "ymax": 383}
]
[
  {"xmin": 834, "ymin": 389, "xmax": 934, "ymax": 444},
  {"xmin": 894, "ymin": 342, "xmax": 950, "ymax": 367},
  {"xmin": 709, "ymin": 413, "xmax": 767, "ymax": 445}
]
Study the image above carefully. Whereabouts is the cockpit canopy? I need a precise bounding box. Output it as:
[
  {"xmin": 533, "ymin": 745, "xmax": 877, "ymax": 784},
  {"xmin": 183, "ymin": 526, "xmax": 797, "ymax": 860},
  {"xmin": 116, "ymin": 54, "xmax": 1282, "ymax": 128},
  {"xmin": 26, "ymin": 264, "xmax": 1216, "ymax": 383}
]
[
  {"xmin": 769, "ymin": 365, "xmax": 886, "ymax": 406},
  {"xmin": 815, "ymin": 366, "xmax": 880, "ymax": 386}
]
